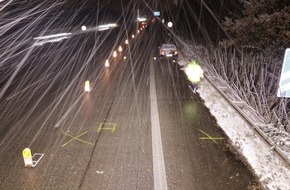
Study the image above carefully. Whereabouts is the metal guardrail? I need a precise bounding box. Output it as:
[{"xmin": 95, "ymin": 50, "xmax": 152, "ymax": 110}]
[
  {"xmin": 204, "ymin": 74, "xmax": 290, "ymax": 167},
  {"xmin": 177, "ymin": 46, "xmax": 290, "ymax": 166}
]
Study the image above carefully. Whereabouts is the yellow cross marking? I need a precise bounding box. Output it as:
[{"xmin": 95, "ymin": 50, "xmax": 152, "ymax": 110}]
[
  {"xmin": 98, "ymin": 123, "xmax": 117, "ymax": 133},
  {"xmin": 61, "ymin": 130, "xmax": 93, "ymax": 147},
  {"xmin": 198, "ymin": 129, "xmax": 224, "ymax": 144}
]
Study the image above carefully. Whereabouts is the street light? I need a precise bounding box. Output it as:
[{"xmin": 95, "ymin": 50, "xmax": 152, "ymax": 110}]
[{"xmin": 167, "ymin": 22, "xmax": 173, "ymax": 28}]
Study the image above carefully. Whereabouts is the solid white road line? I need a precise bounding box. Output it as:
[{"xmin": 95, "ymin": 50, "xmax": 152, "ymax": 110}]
[{"xmin": 150, "ymin": 61, "xmax": 168, "ymax": 190}]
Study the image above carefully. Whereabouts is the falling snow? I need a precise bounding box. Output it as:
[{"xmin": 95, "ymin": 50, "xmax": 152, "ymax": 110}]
[
  {"xmin": 1, "ymin": 1, "xmax": 290, "ymax": 190},
  {"xmin": 178, "ymin": 52, "xmax": 290, "ymax": 190}
]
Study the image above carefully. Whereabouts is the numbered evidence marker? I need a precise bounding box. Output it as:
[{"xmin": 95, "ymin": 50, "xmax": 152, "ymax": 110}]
[
  {"xmin": 23, "ymin": 148, "xmax": 33, "ymax": 167},
  {"xmin": 22, "ymin": 148, "xmax": 44, "ymax": 168},
  {"xmin": 277, "ymin": 48, "xmax": 290, "ymax": 97}
]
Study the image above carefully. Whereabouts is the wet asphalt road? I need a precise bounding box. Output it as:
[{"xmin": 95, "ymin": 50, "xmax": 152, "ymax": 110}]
[{"xmin": 0, "ymin": 24, "xmax": 261, "ymax": 190}]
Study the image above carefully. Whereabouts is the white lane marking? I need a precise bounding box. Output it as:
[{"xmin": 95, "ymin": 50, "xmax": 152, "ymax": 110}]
[{"xmin": 150, "ymin": 61, "xmax": 168, "ymax": 190}]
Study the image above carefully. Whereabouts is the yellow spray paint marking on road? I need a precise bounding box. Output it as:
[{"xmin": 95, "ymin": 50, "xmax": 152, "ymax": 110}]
[
  {"xmin": 98, "ymin": 123, "xmax": 117, "ymax": 133},
  {"xmin": 61, "ymin": 130, "xmax": 93, "ymax": 147},
  {"xmin": 198, "ymin": 129, "xmax": 224, "ymax": 144}
]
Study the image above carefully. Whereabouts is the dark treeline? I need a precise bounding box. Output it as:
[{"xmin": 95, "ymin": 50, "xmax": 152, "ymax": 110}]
[
  {"xmin": 165, "ymin": 0, "xmax": 289, "ymax": 57},
  {"xmin": 165, "ymin": 0, "xmax": 290, "ymax": 131}
]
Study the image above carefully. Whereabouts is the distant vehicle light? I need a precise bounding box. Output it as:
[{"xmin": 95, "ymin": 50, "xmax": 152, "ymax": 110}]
[
  {"xmin": 118, "ymin": 46, "xmax": 123, "ymax": 52},
  {"xmin": 159, "ymin": 43, "xmax": 178, "ymax": 61},
  {"xmin": 138, "ymin": 17, "xmax": 147, "ymax": 22}
]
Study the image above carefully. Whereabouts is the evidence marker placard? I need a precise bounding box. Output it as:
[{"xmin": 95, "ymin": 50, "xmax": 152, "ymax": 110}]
[
  {"xmin": 22, "ymin": 148, "xmax": 44, "ymax": 168},
  {"xmin": 277, "ymin": 48, "xmax": 290, "ymax": 97}
]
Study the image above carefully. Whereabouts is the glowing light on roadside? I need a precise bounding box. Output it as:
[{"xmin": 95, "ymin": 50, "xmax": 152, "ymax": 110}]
[
  {"xmin": 85, "ymin": 80, "xmax": 91, "ymax": 92},
  {"xmin": 137, "ymin": 30, "xmax": 140, "ymax": 33},
  {"xmin": 81, "ymin": 25, "xmax": 87, "ymax": 31},
  {"xmin": 124, "ymin": 56, "xmax": 127, "ymax": 60},
  {"xmin": 113, "ymin": 51, "xmax": 117, "ymax": 58},
  {"xmin": 118, "ymin": 46, "xmax": 123, "ymax": 52},
  {"xmin": 154, "ymin": 57, "xmax": 156, "ymax": 60},
  {"xmin": 167, "ymin": 21, "xmax": 173, "ymax": 28},
  {"xmin": 132, "ymin": 34, "xmax": 135, "ymax": 39},
  {"xmin": 105, "ymin": 59, "xmax": 110, "ymax": 67},
  {"xmin": 125, "ymin": 39, "xmax": 129, "ymax": 44}
]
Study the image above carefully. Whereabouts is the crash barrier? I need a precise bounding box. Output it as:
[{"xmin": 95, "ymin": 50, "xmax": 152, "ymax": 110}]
[{"xmin": 204, "ymin": 74, "xmax": 290, "ymax": 166}]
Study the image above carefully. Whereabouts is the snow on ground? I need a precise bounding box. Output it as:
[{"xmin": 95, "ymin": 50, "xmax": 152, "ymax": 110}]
[
  {"xmin": 178, "ymin": 58, "xmax": 290, "ymax": 190},
  {"xmin": 198, "ymin": 79, "xmax": 290, "ymax": 190}
]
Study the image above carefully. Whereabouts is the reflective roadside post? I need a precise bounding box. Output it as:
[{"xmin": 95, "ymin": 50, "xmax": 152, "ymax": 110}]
[
  {"xmin": 85, "ymin": 80, "xmax": 91, "ymax": 92},
  {"xmin": 118, "ymin": 46, "xmax": 123, "ymax": 52},
  {"xmin": 105, "ymin": 59, "xmax": 110, "ymax": 67},
  {"xmin": 113, "ymin": 50, "xmax": 117, "ymax": 58}
]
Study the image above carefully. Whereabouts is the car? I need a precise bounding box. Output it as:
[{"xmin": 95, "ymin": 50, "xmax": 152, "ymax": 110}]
[{"xmin": 159, "ymin": 43, "xmax": 178, "ymax": 61}]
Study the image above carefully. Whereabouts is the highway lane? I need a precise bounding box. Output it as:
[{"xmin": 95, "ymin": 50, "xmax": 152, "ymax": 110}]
[
  {"xmin": 0, "ymin": 24, "xmax": 261, "ymax": 189},
  {"xmin": 154, "ymin": 59, "xmax": 258, "ymax": 189}
]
